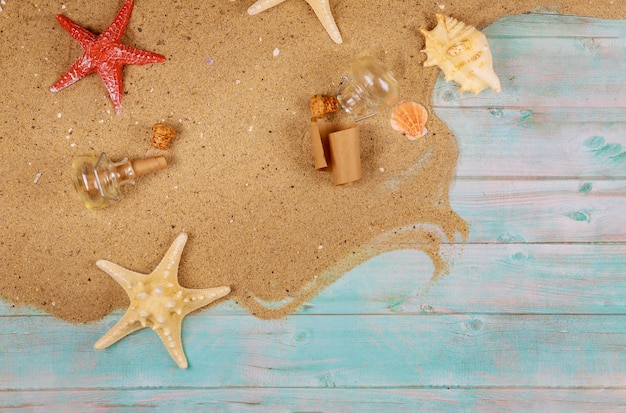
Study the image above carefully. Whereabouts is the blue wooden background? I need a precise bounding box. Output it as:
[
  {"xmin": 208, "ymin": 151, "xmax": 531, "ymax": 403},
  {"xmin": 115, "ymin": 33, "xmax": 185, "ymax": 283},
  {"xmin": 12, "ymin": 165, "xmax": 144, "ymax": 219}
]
[{"xmin": 3, "ymin": 12, "xmax": 626, "ymax": 411}]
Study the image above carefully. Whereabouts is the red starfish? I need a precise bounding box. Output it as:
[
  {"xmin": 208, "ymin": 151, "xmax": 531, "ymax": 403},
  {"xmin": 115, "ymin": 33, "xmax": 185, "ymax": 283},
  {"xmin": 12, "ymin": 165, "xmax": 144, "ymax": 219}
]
[{"xmin": 50, "ymin": 0, "xmax": 165, "ymax": 114}]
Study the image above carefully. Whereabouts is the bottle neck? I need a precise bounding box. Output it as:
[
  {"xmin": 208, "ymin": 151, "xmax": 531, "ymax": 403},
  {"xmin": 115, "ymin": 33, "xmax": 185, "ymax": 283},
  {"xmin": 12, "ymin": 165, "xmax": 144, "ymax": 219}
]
[
  {"xmin": 113, "ymin": 161, "xmax": 137, "ymax": 186},
  {"xmin": 95, "ymin": 155, "xmax": 167, "ymax": 200},
  {"xmin": 336, "ymin": 80, "xmax": 368, "ymax": 115}
]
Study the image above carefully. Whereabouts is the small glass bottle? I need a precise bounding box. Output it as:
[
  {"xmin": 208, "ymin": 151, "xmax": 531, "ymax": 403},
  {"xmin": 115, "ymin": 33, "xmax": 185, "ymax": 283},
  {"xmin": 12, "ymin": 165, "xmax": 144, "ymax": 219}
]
[
  {"xmin": 71, "ymin": 152, "xmax": 167, "ymax": 210},
  {"xmin": 336, "ymin": 56, "xmax": 400, "ymax": 120}
]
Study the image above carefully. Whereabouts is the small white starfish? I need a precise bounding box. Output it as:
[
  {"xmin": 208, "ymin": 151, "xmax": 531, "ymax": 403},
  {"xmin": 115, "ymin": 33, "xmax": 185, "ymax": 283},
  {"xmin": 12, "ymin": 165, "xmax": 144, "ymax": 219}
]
[
  {"xmin": 94, "ymin": 232, "xmax": 231, "ymax": 369},
  {"xmin": 248, "ymin": 0, "xmax": 343, "ymax": 44}
]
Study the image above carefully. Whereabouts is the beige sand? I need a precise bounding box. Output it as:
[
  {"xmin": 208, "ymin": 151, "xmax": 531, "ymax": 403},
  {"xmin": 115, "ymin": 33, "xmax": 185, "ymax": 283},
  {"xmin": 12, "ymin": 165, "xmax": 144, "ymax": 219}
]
[{"xmin": 0, "ymin": 0, "xmax": 620, "ymax": 322}]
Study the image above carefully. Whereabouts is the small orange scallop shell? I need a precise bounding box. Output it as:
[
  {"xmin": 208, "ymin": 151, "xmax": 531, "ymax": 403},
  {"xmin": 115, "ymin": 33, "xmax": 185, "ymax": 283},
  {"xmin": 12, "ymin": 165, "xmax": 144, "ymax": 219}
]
[{"xmin": 390, "ymin": 101, "xmax": 428, "ymax": 140}]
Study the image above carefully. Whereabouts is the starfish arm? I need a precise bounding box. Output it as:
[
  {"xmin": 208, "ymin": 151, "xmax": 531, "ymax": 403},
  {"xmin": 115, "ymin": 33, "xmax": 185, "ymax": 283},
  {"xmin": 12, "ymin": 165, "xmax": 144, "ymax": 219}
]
[
  {"xmin": 101, "ymin": 0, "xmax": 134, "ymax": 44},
  {"xmin": 96, "ymin": 64, "xmax": 124, "ymax": 114},
  {"xmin": 55, "ymin": 14, "xmax": 98, "ymax": 47},
  {"xmin": 153, "ymin": 233, "xmax": 188, "ymax": 276},
  {"xmin": 154, "ymin": 320, "xmax": 188, "ymax": 368},
  {"xmin": 96, "ymin": 259, "xmax": 146, "ymax": 293},
  {"xmin": 304, "ymin": 0, "xmax": 343, "ymax": 44},
  {"xmin": 182, "ymin": 286, "xmax": 231, "ymax": 316},
  {"xmin": 50, "ymin": 55, "xmax": 97, "ymax": 92},
  {"xmin": 94, "ymin": 310, "xmax": 144, "ymax": 350},
  {"xmin": 247, "ymin": 0, "xmax": 289, "ymax": 15},
  {"xmin": 116, "ymin": 44, "xmax": 166, "ymax": 65}
]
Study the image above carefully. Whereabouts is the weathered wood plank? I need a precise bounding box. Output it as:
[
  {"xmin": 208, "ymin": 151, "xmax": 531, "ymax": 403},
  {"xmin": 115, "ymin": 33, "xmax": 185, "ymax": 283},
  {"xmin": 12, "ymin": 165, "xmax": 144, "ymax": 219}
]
[
  {"xmin": 433, "ymin": 81, "xmax": 626, "ymax": 111},
  {"xmin": 3, "ymin": 314, "xmax": 626, "ymax": 389},
  {"xmin": 490, "ymin": 38, "xmax": 626, "ymax": 78},
  {"xmin": 436, "ymin": 107, "xmax": 626, "ymax": 177},
  {"xmin": 484, "ymin": 13, "xmax": 626, "ymax": 38},
  {"xmin": 450, "ymin": 179, "xmax": 626, "ymax": 243},
  {"xmin": 2, "ymin": 388, "xmax": 626, "ymax": 413},
  {"xmin": 433, "ymin": 66, "xmax": 626, "ymax": 110},
  {"xmin": 300, "ymin": 243, "xmax": 626, "ymax": 316}
]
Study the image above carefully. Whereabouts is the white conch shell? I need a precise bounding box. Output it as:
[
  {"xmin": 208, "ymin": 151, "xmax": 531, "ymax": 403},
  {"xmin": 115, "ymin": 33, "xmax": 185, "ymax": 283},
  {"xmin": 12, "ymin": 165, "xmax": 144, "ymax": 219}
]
[{"xmin": 420, "ymin": 14, "xmax": 501, "ymax": 94}]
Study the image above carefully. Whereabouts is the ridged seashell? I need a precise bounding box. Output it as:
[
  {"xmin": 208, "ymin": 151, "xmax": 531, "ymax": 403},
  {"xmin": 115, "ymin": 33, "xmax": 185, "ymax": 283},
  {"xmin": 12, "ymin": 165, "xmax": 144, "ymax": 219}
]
[
  {"xmin": 310, "ymin": 94, "xmax": 339, "ymax": 118},
  {"xmin": 390, "ymin": 101, "xmax": 428, "ymax": 141},
  {"xmin": 420, "ymin": 14, "xmax": 501, "ymax": 94}
]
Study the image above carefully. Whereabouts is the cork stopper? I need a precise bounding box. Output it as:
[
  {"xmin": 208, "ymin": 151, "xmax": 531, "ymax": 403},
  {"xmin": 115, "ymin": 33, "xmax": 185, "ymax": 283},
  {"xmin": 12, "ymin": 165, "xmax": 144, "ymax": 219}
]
[
  {"xmin": 310, "ymin": 94, "xmax": 339, "ymax": 118},
  {"xmin": 131, "ymin": 156, "xmax": 167, "ymax": 177},
  {"xmin": 151, "ymin": 123, "xmax": 177, "ymax": 150}
]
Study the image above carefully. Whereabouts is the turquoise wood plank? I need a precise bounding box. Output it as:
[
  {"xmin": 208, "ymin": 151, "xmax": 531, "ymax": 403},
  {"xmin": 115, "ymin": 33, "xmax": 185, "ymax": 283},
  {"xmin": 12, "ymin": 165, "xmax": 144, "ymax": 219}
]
[
  {"xmin": 434, "ymin": 76, "xmax": 626, "ymax": 110},
  {"xmin": 299, "ymin": 243, "xmax": 626, "ymax": 316},
  {"xmin": 450, "ymin": 179, "xmax": 626, "ymax": 243},
  {"xmin": 484, "ymin": 13, "xmax": 626, "ymax": 37},
  {"xmin": 434, "ymin": 71, "xmax": 626, "ymax": 111},
  {"xmin": 437, "ymin": 107, "xmax": 626, "ymax": 177},
  {"xmin": 3, "ymin": 313, "xmax": 626, "ymax": 389},
  {"xmin": 2, "ymin": 388, "xmax": 626, "ymax": 413}
]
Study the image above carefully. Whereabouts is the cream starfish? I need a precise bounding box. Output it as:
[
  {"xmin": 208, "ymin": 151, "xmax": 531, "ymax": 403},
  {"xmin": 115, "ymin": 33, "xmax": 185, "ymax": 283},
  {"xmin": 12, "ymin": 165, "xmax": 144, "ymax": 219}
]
[
  {"xmin": 248, "ymin": 0, "xmax": 343, "ymax": 44},
  {"xmin": 94, "ymin": 232, "xmax": 231, "ymax": 369}
]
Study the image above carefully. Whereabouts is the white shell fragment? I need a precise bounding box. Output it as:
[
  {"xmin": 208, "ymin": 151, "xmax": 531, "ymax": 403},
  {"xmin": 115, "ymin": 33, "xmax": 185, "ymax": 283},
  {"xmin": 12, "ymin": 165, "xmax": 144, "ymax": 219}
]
[{"xmin": 420, "ymin": 14, "xmax": 501, "ymax": 94}]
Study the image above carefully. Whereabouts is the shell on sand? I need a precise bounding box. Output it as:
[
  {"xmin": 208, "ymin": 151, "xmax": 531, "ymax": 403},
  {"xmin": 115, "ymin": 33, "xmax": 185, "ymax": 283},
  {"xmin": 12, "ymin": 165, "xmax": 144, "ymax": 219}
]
[
  {"xmin": 390, "ymin": 101, "xmax": 429, "ymax": 140},
  {"xmin": 420, "ymin": 14, "xmax": 501, "ymax": 94}
]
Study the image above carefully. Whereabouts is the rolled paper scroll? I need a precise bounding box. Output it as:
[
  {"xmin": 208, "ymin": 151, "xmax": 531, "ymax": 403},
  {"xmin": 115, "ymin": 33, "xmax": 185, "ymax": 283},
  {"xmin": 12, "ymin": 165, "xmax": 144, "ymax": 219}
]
[
  {"xmin": 311, "ymin": 117, "xmax": 332, "ymax": 170},
  {"xmin": 310, "ymin": 118, "xmax": 361, "ymax": 185}
]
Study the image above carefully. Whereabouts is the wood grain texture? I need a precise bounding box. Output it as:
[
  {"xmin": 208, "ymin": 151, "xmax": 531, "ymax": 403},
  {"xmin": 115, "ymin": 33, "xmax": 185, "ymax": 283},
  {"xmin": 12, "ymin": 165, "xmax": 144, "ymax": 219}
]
[
  {"xmin": 0, "ymin": 388, "xmax": 626, "ymax": 413},
  {"xmin": 439, "ymin": 107, "xmax": 626, "ymax": 177},
  {"xmin": 2, "ymin": 12, "xmax": 626, "ymax": 411},
  {"xmin": 2, "ymin": 389, "xmax": 626, "ymax": 412},
  {"xmin": 3, "ymin": 313, "xmax": 626, "ymax": 389},
  {"xmin": 451, "ymin": 180, "xmax": 626, "ymax": 243}
]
